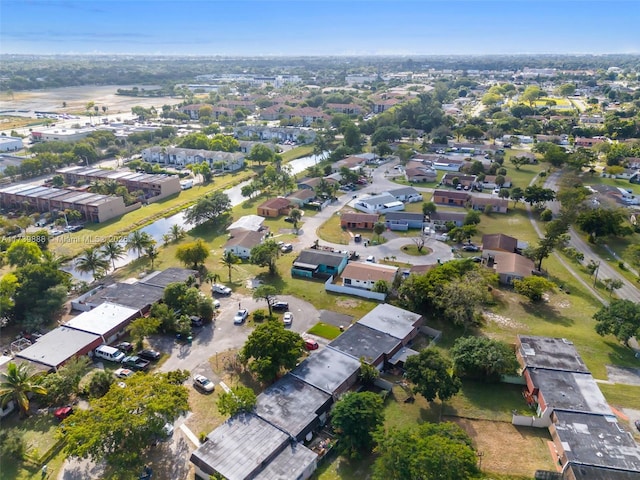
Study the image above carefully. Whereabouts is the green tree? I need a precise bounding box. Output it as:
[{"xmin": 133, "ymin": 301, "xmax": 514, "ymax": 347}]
[
  {"xmin": 602, "ymin": 277, "xmax": 624, "ymax": 298},
  {"xmin": 240, "ymin": 321, "xmax": 304, "ymax": 383},
  {"xmin": 594, "ymin": 299, "xmax": 640, "ymax": 344},
  {"xmin": 169, "ymin": 224, "xmax": 186, "ymax": 242},
  {"xmin": 127, "ymin": 316, "xmax": 161, "ymax": 349},
  {"xmin": 576, "ymin": 208, "xmax": 628, "ymax": 242},
  {"xmin": 513, "ymin": 276, "xmax": 556, "ymax": 301},
  {"xmin": 101, "ymin": 240, "xmax": 125, "ymax": 271},
  {"xmin": 217, "ymin": 386, "xmax": 257, "ymax": 416},
  {"xmin": 433, "ymin": 270, "xmax": 488, "ymax": 331},
  {"xmin": 39, "ymin": 357, "xmax": 90, "ymax": 406},
  {"xmin": 0, "ymin": 362, "xmax": 47, "ymax": 417},
  {"xmin": 145, "ymin": 242, "xmax": 159, "ymax": 269},
  {"xmin": 404, "ymin": 349, "xmax": 461, "ymax": 402},
  {"xmin": 6, "ymin": 240, "xmax": 42, "ymax": 267},
  {"xmin": 62, "ymin": 373, "xmax": 189, "ymax": 466},
  {"xmin": 331, "ymin": 391, "xmax": 384, "ymax": 458},
  {"xmin": 87, "ymin": 370, "xmax": 114, "ymax": 399},
  {"xmin": 509, "ymin": 186, "xmax": 524, "ymax": 207},
  {"xmin": 373, "ymin": 222, "xmax": 386, "ymax": 242},
  {"xmin": 288, "ymin": 208, "xmax": 303, "ymax": 233},
  {"xmin": 252, "ymin": 284, "xmax": 277, "ymax": 316},
  {"xmin": 250, "ymin": 240, "xmax": 280, "ymax": 275},
  {"xmin": 464, "ymin": 210, "xmax": 481, "ymax": 226},
  {"xmin": 75, "ymin": 247, "xmax": 109, "ymax": 279},
  {"xmin": 220, "ymin": 250, "xmax": 240, "ymax": 283},
  {"xmin": 175, "ymin": 239, "xmax": 209, "ymax": 269},
  {"xmin": 371, "ymin": 279, "xmax": 389, "ymax": 294},
  {"xmin": 0, "ymin": 273, "xmax": 19, "ymax": 313},
  {"xmin": 184, "ymin": 191, "xmax": 231, "ymax": 225},
  {"xmin": 422, "ymin": 201, "xmax": 437, "ymax": 216},
  {"xmin": 126, "ymin": 230, "xmax": 153, "ymax": 258},
  {"xmin": 525, "ymin": 218, "xmax": 569, "ymax": 271},
  {"xmin": 626, "ymin": 244, "xmax": 640, "ymax": 268},
  {"xmin": 373, "ymin": 422, "xmax": 479, "ymax": 480},
  {"xmin": 247, "ymin": 144, "xmax": 275, "ymax": 166},
  {"xmin": 521, "ymin": 85, "xmax": 543, "ymax": 107},
  {"xmin": 451, "ymin": 336, "xmax": 519, "ymax": 381},
  {"xmin": 359, "ymin": 358, "xmax": 380, "ymax": 386}
]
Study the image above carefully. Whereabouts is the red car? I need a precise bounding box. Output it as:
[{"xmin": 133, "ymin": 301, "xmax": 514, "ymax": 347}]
[
  {"xmin": 54, "ymin": 406, "xmax": 73, "ymax": 421},
  {"xmin": 304, "ymin": 339, "xmax": 319, "ymax": 351}
]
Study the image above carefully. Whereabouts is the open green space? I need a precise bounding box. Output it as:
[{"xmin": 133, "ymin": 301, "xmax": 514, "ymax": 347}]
[
  {"xmin": 307, "ymin": 322, "xmax": 342, "ymax": 340},
  {"xmin": 317, "ymin": 211, "xmax": 354, "ymax": 245},
  {"xmin": 599, "ymin": 383, "xmax": 640, "ymax": 411}
]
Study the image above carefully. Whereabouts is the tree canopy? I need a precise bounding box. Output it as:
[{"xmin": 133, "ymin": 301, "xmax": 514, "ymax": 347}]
[
  {"xmin": 250, "ymin": 240, "xmax": 280, "ymax": 275},
  {"xmin": 0, "ymin": 362, "xmax": 47, "ymax": 417},
  {"xmin": 240, "ymin": 321, "xmax": 304, "ymax": 383},
  {"xmin": 404, "ymin": 349, "xmax": 461, "ymax": 402},
  {"xmin": 217, "ymin": 385, "xmax": 257, "ymax": 417},
  {"xmin": 594, "ymin": 299, "xmax": 640, "ymax": 344},
  {"xmin": 451, "ymin": 336, "xmax": 519, "ymax": 382},
  {"xmin": 175, "ymin": 239, "xmax": 210, "ymax": 269},
  {"xmin": 184, "ymin": 191, "xmax": 231, "ymax": 225},
  {"xmin": 331, "ymin": 391, "xmax": 384, "ymax": 458},
  {"xmin": 62, "ymin": 372, "xmax": 189, "ymax": 466}
]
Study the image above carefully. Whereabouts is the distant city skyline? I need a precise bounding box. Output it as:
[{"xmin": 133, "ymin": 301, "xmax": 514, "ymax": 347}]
[{"xmin": 1, "ymin": 0, "xmax": 639, "ymax": 56}]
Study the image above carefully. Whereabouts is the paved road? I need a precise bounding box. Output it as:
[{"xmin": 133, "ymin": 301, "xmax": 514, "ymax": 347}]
[{"xmin": 543, "ymin": 171, "xmax": 640, "ymax": 304}]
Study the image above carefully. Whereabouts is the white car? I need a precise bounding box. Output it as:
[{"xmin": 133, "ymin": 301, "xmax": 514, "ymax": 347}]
[
  {"xmin": 114, "ymin": 368, "xmax": 134, "ymax": 378},
  {"xmin": 193, "ymin": 374, "xmax": 215, "ymax": 393},
  {"xmin": 283, "ymin": 312, "xmax": 293, "ymax": 326},
  {"xmin": 234, "ymin": 309, "xmax": 248, "ymax": 324},
  {"xmin": 212, "ymin": 299, "xmax": 221, "ymax": 309},
  {"xmin": 212, "ymin": 284, "xmax": 232, "ymax": 295}
]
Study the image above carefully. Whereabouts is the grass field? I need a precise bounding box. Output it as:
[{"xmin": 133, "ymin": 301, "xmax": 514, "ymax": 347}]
[{"xmin": 307, "ymin": 322, "xmax": 342, "ymax": 340}]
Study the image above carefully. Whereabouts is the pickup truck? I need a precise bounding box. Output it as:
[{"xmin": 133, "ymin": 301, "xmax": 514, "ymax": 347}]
[
  {"xmin": 122, "ymin": 355, "xmax": 150, "ymax": 371},
  {"xmin": 212, "ymin": 284, "xmax": 232, "ymax": 295}
]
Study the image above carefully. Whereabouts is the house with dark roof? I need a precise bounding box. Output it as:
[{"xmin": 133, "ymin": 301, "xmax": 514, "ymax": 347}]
[
  {"xmin": 328, "ymin": 323, "xmax": 402, "ymax": 369},
  {"xmin": 340, "ymin": 212, "xmax": 378, "ymax": 230},
  {"xmin": 429, "ymin": 211, "xmax": 466, "ymax": 227},
  {"xmin": 471, "ymin": 196, "xmax": 509, "ymax": 213},
  {"xmin": 357, "ymin": 304, "xmax": 424, "ymax": 345},
  {"xmin": 70, "ymin": 282, "xmax": 164, "ymax": 312},
  {"xmin": 385, "ymin": 211, "xmax": 424, "ymax": 231},
  {"xmin": 290, "ymin": 347, "xmax": 361, "ymax": 396},
  {"xmin": 490, "ymin": 252, "xmax": 535, "ymax": 285},
  {"xmin": 224, "ymin": 229, "xmax": 265, "ymax": 259},
  {"xmin": 432, "ymin": 189, "xmax": 470, "ymax": 206},
  {"xmin": 387, "ymin": 187, "xmax": 423, "ymax": 203},
  {"xmin": 291, "ymin": 249, "xmax": 348, "ymax": 279},
  {"xmin": 516, "ymin": 335, "xmax": 589, "ymax": 373},
  {"xmin": 482, "ymin": 233, "xmax": 518, "ymax": 256},
  {"xmin": 287, "ymin": 189, "xmax": 316, "ymax": 207},
  {"xmin": 405, "ymin": 166, "xmax": 437, "ymax": 183},
  {"xmin": 139, "ymin": 267, "xmax": 199, "ymax": 289},
  {"xmin": 257, "ymin": 197, "xmax": 291, "ymax": 217},
  {"xmin": 297, "ymin": 177, "xmax": 339, "ymax": 191},
  {"xmin": 442, "ymin": 173, "xmax": 477, "ymax": 188}
]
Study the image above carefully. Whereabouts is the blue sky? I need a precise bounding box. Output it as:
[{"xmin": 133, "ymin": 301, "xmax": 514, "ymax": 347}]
[{"xmin": 1, "ymin": 0, "xmax": 639, "ymax": 56}]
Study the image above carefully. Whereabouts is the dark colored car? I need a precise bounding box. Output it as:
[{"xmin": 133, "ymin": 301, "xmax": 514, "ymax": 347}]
[
  {"xmin": 137, "ymin": 349, "xmax": 161, "ymax": 361},
  {"xmin": 462, "ymin": 244, "xmax": 479, "ymax": 252},
  {"xmin": 354, "ymin": 234, "xmax": 362, "ymax": 243},
  {"xmin": 272, "ymin": 301, "xmax": 289, "ymax": 311},
  {"xmin": 122, "ymin": 355, "xmax": 150, "ymax": 371},
  {"xmin": 115, "ymin": 341, "xmax": 134, "ymax": 353},
  {"xmin": 635, "ymin": 420, "xmax": 640, "ymax": 433},
  {"xmin": 284, "ymin": 217, "xmax": 294, "ymax": 223},
  {"xmin": 190, "ymin": 315, "xmax": 203, "ymax": 328}
]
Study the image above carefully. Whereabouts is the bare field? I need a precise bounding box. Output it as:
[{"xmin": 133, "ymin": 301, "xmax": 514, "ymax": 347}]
[
  {"xmin": 450, "ymin": 418, "xmax": 556, "ymax": 477},
  {"xmin": 0, "ymin": 84, "xmax": 181, "ymax": 116}
]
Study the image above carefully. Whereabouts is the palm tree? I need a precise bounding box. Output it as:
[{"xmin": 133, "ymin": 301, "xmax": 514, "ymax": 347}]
[
  {"xmin": 145, "ymin": 242, "xmax": 159, "ymax": 269},
  {"xmin": 101, "ymin": 240, "xmax": 126, "ymax": 271},
  {"xmin": 169, "ymin": 224, "xmax": 186, "ymax": 243},
  {"xmin": 220, "ymin": 250, "xmax": 239, "ymax": 283},
  {"xmin": 0, "ymin": 362, "xmax": 47, "ymax": 417},
  {"xmin": 126, "ymin": 230, "xmax": 153, "ymax": 258},
  {"xmin": 288, "ymin": 208, "xmax": 303, "ymax": 234},
  {"xmin": 75, "ymin": 247, "xmax": 109, "ymax": 279},
  {"xmin": 204, "ymin": 271, "xmax": 221, "ymax": 286}
]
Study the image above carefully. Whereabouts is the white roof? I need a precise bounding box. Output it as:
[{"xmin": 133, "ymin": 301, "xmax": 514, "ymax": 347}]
[
  {"xmin": 65, "ymin": 302, "xmax": 138, "ymax": 336},
  {"xmin": 227, "ymin": 215, "xmax": 265, "ymax": 232}
]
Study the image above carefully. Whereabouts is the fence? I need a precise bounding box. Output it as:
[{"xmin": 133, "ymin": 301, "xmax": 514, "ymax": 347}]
[
  {"xmin": 419, "ymin": 325, "xmax": 442, "ymax": 345},
  {"xmin": 512, "ymin": 414, "xmax": 550, "ymax": 428},
  {"xmin": 324, "ymin": 276, "xmax": 386, "ymax": 301}
]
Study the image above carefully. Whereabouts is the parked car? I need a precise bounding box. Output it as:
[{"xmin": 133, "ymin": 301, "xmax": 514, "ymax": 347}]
[
  {"xmin": 193, "ymin": 374, "xmax": 215, "ymax": 393},
  {"xmin": 272, "ymin": 301, "xmax": 289, "ymax": 311},
  {"xmin": 304, "ymin": 339, "xmax": 319, "ymax": 351},
  {"xmin": 137, "ymin": 349, "xmax": 161, "ymax": 361},
  {"xmin": 471, "ymin": 256, "xmax": 482, "ymax": 263},
  {"xmin": 284, "ymin": 217, "xmax": 294, "ymax": 223},
  {"xmin": 212, "ymin": 284, "xmax": 232, "ymax": 295},
  {"xmin": 462, "ymin": 244, "xmax": 479, "ymax": 252},
  {"xmin": 115, "ymin": 341, "xmax": 134, "ymax": 353},
  {"xmin": 283, "ymin": 312, "xmax": 293, "ymax": 326},
  {"xmin": 354, "ymin": 234, "xmax": 362, "ymax": 243},
  {"xmin": 281, "ymin": 243, "xmax": 293, "ymax": 253},
  {"xmin": 234, "ymin": 309, "xmax": 248, "ymax": 325},
  {"xmin": 54, "ymin": 406, "xmax": 73, "ymax": 421},
  {"xmin": 114, "ymin": 368, "xmax": 134, "ymax": 378},
  {"xmin": 212, "ymin": 299, "xmax": 221, "ymax": 309},
  {"xmin": 366, "ymin": 255, "xmax": 376, "ymax": 263},
  {"xmin": 190, "ymin": 315, "xmax": 203, "ymax": 328},
  {"xmin": 122, "ymin": 355, "xmax": 150, "ymax": 371}
]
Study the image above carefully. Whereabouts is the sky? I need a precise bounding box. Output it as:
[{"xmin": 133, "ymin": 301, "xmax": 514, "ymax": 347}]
[{"xmin": 1, "ymin": 0, "xmax": 639, "ymax": 56}]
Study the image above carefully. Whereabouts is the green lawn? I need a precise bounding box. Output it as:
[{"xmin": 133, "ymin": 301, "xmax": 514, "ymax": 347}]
[
  {"xmin": 317, "ymin": 210, "xmax": 356, "ymax": 245},
  {"xmin": 307, "ymin": 322, "xmax": 343, "ymax": 340},
  {"xmin": 599, "ymin": 383, "xmax": 640, "ymax": 410}
]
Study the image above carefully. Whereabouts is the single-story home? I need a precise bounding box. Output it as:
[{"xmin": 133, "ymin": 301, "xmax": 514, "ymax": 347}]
[
  {"xmin": 138, "ymin": 267, "xmax": 199, "ymax": 289},
  {"xmin": 481, "ymin": 175, "xmax": 512, "ymax": 189},
  {"xmin": 574, "ymin": 137, "xmax": 606, "ymax": 148},
  {"xmin": 65, "ymin": 302, "xmax": 140, "ymax": 344},
  {"xmin": 385, "ymin": 212, "xmax": 425, "ymax": 231},
  {"xmin": 328, "ymin": 323, "xmax": 402, "ymax": 370},
  {"xmin": 405, "ymin": 167, "xmax": 437, "ymax": 183},
  {"xmin": 442, "ymin": 173, "xmax": 477, "ymax": 188},
  {"xmin": 224, "ymin": 229, "xmax": 265, "ymax": 259},
  {"xmin": 332, "ymin": 155, "xmax": 366, "ymax": 172},
  {"xmin": 489, "ymin": 252, "xmax": 535, "ymax": 285},
  {"xmin": 482, "ymin": 233, "xmax": 518, "ymax": 256},
  {"xmin": 429, "ymin": 211, "xmax": 466, "ymax": 227},
  {"xmin": 227, "ymin": 215, "xmax": 266, "ymax": 232},
  {"xmin": 297, "ymin": 177, "xmax": 339, "ymax": 191},
  {"xmin": 70, "ymin": 281, "xmax": 164, "ymax": 312},
  {"xmin": 340, "ymin": 212, "xmax": 378, "ymax": 230},
  {"xmin": 387, "ymin": 187, "xmax": 423, "ymax": 203},
  {"xmin": 432, "ymin": 159, "xmax": 464, "ymax": 171},
  {"xmin": 15, "ymin": 327, "xmax": 102, "ymax": 370},
  {"xmin": 287, "ymin": 189, "xmax": 316, "ymax": 207},
  {"xmin": 471, "ymin": 196, "xmax": 508, "ymax": 213},
  {"xmin": 290, "ymin": 346, "xmax": 361, "ymax": 396},
  {"xmin": 257, "ymin": 197, "xmax": 291, "ymax": 217},
  {"xmin": 291, "ymin": 249, "xmax": 348, "ymax": 279},
  {"xmin": 354, "ymin": 193, "xmax": 404, "ymax": 214},
  {"xmin": 341, "ymin": 262, "xmax": 399, "ymax": 291},
  {"xmin": 357, "ymin": 303, "xmax": 424, "ymax": 346},
  {"xmin": 432, "ymin": 190, "xmax": 470, "ymax": 206}
]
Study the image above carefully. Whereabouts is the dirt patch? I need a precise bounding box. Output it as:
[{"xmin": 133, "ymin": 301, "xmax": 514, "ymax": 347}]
[
  {"xmin": 483, "ymin": 311, "xmax": 526, "ymax": 330},
  {"xmin": 606, "ymin": 365, "xmax": 640, "ymax": 386},
  {"xmin": 450, "ymin": 417, "xmax": 556, "ymax": 477},
  {"xmin": 335, "ymin": 298, "xmax": 361, "ymax": 309},
  {"xmin": 553, "ymin": 299, "xmax": 571, "ymax": 308}
]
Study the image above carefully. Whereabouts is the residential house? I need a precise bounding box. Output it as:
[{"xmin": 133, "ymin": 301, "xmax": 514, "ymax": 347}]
[
  {"xmin": 139, "ymin": 268, "xmax": 199, "ymax": 289},
  {"xmin": 291, "ymin": 249, "xmax": 348, "ymax": 279},
  {"xmin": 385, "ymin": 211, "xmax": 424, "ymax": 231},
  {"xmin": 516, "ymin": 335, "xmax": 590, "ymax": 373},
  {"xmin": 429, "ymin": 211, "xmax": 466, "ymax": 227},
  {"xmin": 227, "ymin": 215, "xmax": 266, "ymax": 232},
  {"xmin": 357, "ymin": 303, "xmax": 424, "ymax": 346},
  {"xmin": 234, "ymin": 126, "xmax": 316, "ymax": 144},
  {"xmin": 290, "ymin": 346, "xmax": 361, "ymax": 396},
  {"xmin": 285, "ymin": 107, "xmax": 328, "ymax": 127},
  {"xmin": 482, "ymin": 233, "xmax": 518, "ymax": 256},
  {"xmin": 257, "ymin": 197, "xmax": 291, "ymax": 218},
  {"xmin": 70, "ymin": 281, "xmax": 164, "ymax": 313},
  {"xmin": 442, "ymin": 173, "xmax": 477, "ymax": 188},
  {"xmin": 372, "ymin": 97, "xmax": 401, "ymax": 114},
  {"xmin": 480, "ymin": 175, "xmax": 512, "ymax": 189},
  {"xmin": 432, "ymin": 158, "xmax": 464, "ymax": 171},
  {"xmin": 287, "ymin": 189, "xmax": 316, "ymax": 208},
  {"xmin": 332, "ymin": 156, "xmax": 366, "ymax": 172},
  {"xmin": 626, "ymin": 157, "xmax": 640, "ymax": 170},
  {"xmin": 354, "ymin": 193, "xmax": 404, "ymax": 214},
  {"xmin": 297, "ymin": 177, "xmax": 339, "ymax": 191},
  {"xmin": 224, "ymin": 229, "xmax": 265, "ymax": 259},
  {"xmin": 490, "ymin": 252, "xmax": 534, "ymax": 285},
  {"xmin": 65, "ymin": 302, "xmax": 140, "ymax": 345},
  {"xmin": 602, "ymin": 167, "xmax": 637, "ymax": 180},
  {"xmin": 328, "ymin": 323, "xmax": 402, "ymax": 370},
  {"xmin": 471, "ymin": 196, "xmax": 509, "ymax": 213},
  {"xmin": 574, "ymin": 137, "xmax": 606, "ymax": 148},
  {"xmin": 326, "ymin": 103, "xmax": 362, "ymax": 115},
  {"xmin": 179, "ymin": 104, "xmax": 207, "ymax": 120},
  {"xmin": 141, "ymin": 147, "xmax": 245, "ymax": 172},
  {"xmin": 405, "ymin": 165, "xmax": 437, "ymax": 183},
  {"xmin": 340, "ymin": 262, "xmax": 399, "ymax": 291},
  {"xmin": 15, "ymin": 327, "xmax": 102, "ymax": 370},
  {"xmin": 387, "ymin": 187, "xmax": 423, "ymax": 203},
  {"xmin": 432, "ymin": 190, "xmax": 470, "ymax": 206},
  {"xmin": 340, "ymin": 212, "xmax": 378, "ymax": 230}
]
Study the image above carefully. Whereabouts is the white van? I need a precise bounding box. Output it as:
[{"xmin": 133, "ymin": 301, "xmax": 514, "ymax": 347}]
[{"xmin": 94, "ymin": 345, "xmax": 125, "ymax": 363}]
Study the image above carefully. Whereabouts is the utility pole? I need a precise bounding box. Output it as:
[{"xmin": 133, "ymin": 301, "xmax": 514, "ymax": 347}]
[{"xmin": 593, "ymin": 260, "xmax": 601, "ymax": 287}]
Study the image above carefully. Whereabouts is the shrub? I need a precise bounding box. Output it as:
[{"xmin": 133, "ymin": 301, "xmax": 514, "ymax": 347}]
[
  {"xmin": 253, "ymin": 309, "xmax": 266, "ymax": 322},
  {"xmin": 539, "ymin": 209, "xmax": 553, "ymax": 221}
]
